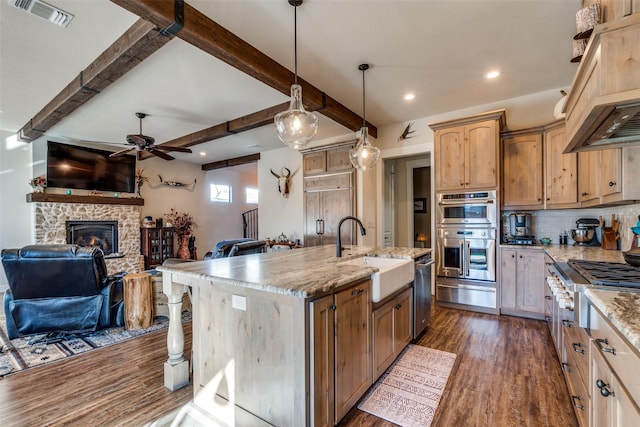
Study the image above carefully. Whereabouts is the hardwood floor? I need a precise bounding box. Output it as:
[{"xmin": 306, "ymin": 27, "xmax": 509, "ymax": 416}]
[
  {"xmin": 0, "ymin": 304, "xmax": 578, "ymax": 426},
  {"xmin": 340, "ymin": 303, "xmax": 578, "ymax": 427},
  {"xmin": 0, "ymin": 324, "xmax": 193, "ymax": 427}
]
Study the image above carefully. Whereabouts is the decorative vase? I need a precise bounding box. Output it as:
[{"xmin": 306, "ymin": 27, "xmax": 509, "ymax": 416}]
[{"xmin": 177, "ymin": 234, "xmax": 191, "ymax": 259}]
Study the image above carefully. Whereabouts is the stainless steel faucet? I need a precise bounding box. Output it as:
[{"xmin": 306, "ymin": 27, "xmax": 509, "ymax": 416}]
[{"xmin": 336, "ymin": 216, "xmax": 366, "ymax": 257}]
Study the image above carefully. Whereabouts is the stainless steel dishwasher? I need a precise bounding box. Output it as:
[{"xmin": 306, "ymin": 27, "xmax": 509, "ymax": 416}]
[{"xmin": 413, "ymin": 253, "xmax": 433, "ymax": 338}]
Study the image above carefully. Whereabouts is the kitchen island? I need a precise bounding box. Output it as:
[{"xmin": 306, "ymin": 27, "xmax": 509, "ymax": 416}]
[{"xmin": 157, "ymin": 244, "xmax": 429, "ymax": 426}]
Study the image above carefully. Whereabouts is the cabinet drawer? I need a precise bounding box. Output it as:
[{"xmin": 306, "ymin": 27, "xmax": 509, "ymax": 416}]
[
  {"xmin": 589, "ymin": 305, "xmax": 640, "ymax": 406},
  {"xmin": 563, "ymin": 320, "xmax": 590, "ymax": 388},
  {"xmin": 562, "ymin": 336, "xmax": 590, "ymax": 427},
  {"xmin": 304, "ymin": 173, "xmax": 352, "ymax": 191}
]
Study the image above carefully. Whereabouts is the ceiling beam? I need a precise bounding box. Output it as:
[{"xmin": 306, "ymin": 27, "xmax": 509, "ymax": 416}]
[
  {"xmin": 17, "ymin": 19, "xmax": 174, "ymax": 142},
  {"xmin": 110, "ymin": 0, "xmax": 377, "ymax": 138},
  {"xmin": 202, "ymin": 153, "xmax": 261, "ymax": 171},
  {"xmin": 138, "ymin": 102, "xmax": 289, "ymax": 160}
]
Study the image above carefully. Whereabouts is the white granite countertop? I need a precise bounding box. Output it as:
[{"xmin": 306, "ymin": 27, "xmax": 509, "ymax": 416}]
[
  {"xmin": 157, "ymin": 245, "xmax": 431, "ymax": 299},
  {"xmin": 585, "ymin": 289, "xmax": 640, "ymax": 353},
  {"xmin": 542, "ymin": 244, "xmax": 625, "ymax": 263}
]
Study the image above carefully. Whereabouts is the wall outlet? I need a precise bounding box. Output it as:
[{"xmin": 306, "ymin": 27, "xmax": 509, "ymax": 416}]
[{"xmin": 232, "ymin": 294, "xmax": 247, "ymax": 311}]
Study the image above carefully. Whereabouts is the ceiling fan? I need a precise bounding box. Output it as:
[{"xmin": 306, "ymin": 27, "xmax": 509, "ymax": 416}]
[{"xmin": 109, "ymin": 112, "xmax": 193, "ymax": 160}]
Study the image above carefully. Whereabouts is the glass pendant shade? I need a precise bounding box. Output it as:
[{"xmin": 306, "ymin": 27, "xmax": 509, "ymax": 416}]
[
  {"xmin": 349, "ymin": 127, "xmax": 380, "ymax": 171},
  {"xmin": 274, "ymin": 84, "xmax": 318, "ymax": 149}
]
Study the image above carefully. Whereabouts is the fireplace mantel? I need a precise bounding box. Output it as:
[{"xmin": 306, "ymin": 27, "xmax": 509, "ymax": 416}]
[{"xmin": 27, "ymin": 193, "xmax": 144, "ymax": 206}]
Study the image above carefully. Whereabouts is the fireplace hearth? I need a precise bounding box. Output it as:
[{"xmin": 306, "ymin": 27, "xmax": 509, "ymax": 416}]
[{"xmin": 66, "ymin": 220, "xmax": 118, "ymax": 255}]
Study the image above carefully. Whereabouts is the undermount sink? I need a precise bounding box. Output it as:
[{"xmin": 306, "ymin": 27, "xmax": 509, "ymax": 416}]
[{"xmin": 339, "ymin": 256, "xmax": 414, "ymax": 302}]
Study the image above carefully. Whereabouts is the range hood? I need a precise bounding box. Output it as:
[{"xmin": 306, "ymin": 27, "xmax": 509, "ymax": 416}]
[{"xmin": 563, "ymin": 14, "xmax": 640, "ymax": 153}]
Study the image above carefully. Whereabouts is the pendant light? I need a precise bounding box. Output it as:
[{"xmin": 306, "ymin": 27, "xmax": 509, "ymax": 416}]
[
  {"xmin": 274, "ymin": 0, "xmax": 318, "ymax": 150},
  {"xmin": 349, "ymin": 64, "xmax": 380, "ymax": 171}
]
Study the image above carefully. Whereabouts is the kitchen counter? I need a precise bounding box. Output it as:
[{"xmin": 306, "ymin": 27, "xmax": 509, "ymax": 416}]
[
  {"xmin": 158, "ymin": 244, "xmax": 430, "ymax": 299},
  {"xmin": 542, "ymin": 244, "xmax": 626, "ymax": 263},
  {"xmin": 156, "ymin": 243, "xmax": 430, "ymax": 422},
  {"xmin": 585, "ymin": 289, "xmax": 640, "ymax": 354}
]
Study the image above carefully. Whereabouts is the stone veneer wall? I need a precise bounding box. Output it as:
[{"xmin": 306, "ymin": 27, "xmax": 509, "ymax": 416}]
[{"xmin": 32, "ymin": 202, "xmax": 144, "ymax": 274}]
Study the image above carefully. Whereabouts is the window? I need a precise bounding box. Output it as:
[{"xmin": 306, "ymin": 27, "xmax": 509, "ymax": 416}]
[
  {"xmin": 211, "ymin": 184, "xmax": 231, "ymax": 203},
  {"xmin": 246, "ymin": 188, "xmax": 259, "ymax": 204}
]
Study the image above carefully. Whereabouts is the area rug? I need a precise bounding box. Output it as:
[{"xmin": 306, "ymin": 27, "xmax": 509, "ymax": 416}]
[
  {"xmin": 357, "ymin": 344, "xmax": 456, "ymax": 427},
  {"xmin": 0, "ymin": 304, "xmax": 191, "ymax": 377}
]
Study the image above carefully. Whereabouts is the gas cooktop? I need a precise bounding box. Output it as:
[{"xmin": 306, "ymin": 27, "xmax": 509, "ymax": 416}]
[{"xmin": 568, "ymin": 259, "xmax": 640, "ymax": 288}]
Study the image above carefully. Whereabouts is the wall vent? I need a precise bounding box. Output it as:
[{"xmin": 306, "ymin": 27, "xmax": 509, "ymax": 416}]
[{"xmin": 9, "ymin": 0, "xmax": 74, "ymax": 27}]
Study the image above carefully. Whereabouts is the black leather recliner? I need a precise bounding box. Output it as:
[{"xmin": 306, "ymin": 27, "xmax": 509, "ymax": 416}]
[{"xmin": 1, "ymin": 244, "xmax": 125, "ymax": 339}]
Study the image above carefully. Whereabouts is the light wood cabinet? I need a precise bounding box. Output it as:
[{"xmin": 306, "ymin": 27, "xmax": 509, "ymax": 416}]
[
  {"xmin": 590, "ymin": 340, "xmax": 640, "ymax": 427},
  {"xmin": 304, "ymin": 179, "xmax": 354, "ymax": 247},
  {"xmin": 582, "ymin": 0, "xmax": 639, "ymax": 25},
  {"xmin": 430, "ymin": 110, "xmax": 505, "ymax": 192},
  {"xmin": 311, "ymin": 279, "xmax": 372, "ymax": 425},
  {"xmin": 578, "ymin": 150, "xmax": 600, "ymax": 205},
  {"xmin": 544, "ymin": 121, "xmax": 579, "ymax": 209},
  {"xmin": 372, "ymin": 286, "xmax": 413, "ymax": 380},
  {"xmin": 578, "ymin": 147, "xmax": 640, "ymax": 207},
  {"xmin": 500, "ymin": 247, "xmax": 546, "ymax": 318},
  {"xmin": 303, "ymin": 144, "xmax": 353, "ymax": 176},
  {"xmin": 502, "ymin": 130, "xmax": 544, "ymax": 209},
  {"xmin": 140, "ymin": 227, "xmax": 174, "ymax": 269}
]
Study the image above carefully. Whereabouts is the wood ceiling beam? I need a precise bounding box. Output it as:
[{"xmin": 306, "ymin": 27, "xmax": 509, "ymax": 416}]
[
  {"xmin": 138, "ymin": 102, "xmax": 289, "ymax": 160},
  {"xmin": 201, "ymin": 153, "xmax": 261, "ymax": 171},
  {"xmin": 111, "ymin": 0, "xmax": 377, "ymax": 138},
  {"xmin": 17, "ymin": 19, "xmax": 174, "ymax": 142}
]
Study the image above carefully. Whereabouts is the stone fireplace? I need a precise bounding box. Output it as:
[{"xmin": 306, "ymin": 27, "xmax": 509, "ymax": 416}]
[{"xmin": 29, "ymin": 194, "xmax": 144, "ymax": 274}]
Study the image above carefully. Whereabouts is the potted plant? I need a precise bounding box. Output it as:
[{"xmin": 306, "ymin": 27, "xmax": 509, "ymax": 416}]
[{"xmin": 29, "ymin": 175, "xmax": 47, "ymax": 193}]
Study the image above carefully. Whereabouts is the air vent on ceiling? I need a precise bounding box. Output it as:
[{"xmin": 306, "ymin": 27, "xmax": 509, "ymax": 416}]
[{"xmin": 9, "ymin": 0, "xmax": 74, "ymax": 27}]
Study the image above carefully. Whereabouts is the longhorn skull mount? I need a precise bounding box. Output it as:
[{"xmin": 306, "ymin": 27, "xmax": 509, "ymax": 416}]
[{"xmin": 270, "ymin": 167, "xmax": 293, "ymax": 198}]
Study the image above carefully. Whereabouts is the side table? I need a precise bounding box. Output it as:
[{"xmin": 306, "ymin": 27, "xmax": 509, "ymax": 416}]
[{"xmin": 123, "ymin": 272, "xmax": 154, "ymax": 329}]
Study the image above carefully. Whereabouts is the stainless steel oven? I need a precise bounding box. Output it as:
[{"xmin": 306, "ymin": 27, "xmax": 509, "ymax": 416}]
[
  {"xmin": 436, "ymin": 227, "xmax": 496, "ymax": 282},
  {"xmin": 436, "ymin": 190, "xmax": 497, "ymax": 228}
]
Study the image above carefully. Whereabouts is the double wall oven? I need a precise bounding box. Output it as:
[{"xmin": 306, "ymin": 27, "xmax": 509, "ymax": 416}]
[{"xmin": 435, "ymin": 191, "xmax": 498, "ymax": 311}]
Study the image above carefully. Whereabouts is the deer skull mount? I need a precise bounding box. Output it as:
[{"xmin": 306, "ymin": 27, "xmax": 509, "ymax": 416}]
[{"xmin": 270, "ymin": 167, "xmax": 292, "ymax": 198}]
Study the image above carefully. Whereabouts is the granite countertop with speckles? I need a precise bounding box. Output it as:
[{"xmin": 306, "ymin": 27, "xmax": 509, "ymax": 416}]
[
  {"xmin": 157, "ymin": 245, "xmax": 431, "ymax": 299},
  {"xmin": 542, "ymin": 244, "xmax": 626, "ymax": 263},
  {"xmin": 585, "ymin": 289, "xmax": 640, "ymax": 353}
]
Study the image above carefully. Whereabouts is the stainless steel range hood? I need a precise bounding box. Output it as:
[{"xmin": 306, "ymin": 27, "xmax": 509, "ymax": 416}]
[{"xmin": 563, "ymin": 14, "xmax": 640, "ymax": 153}]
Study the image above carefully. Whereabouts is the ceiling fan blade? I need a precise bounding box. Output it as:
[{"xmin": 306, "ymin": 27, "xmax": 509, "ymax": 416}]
[
  {"xmin": 153, "ymin": 145, "xmax": 193, "ymax": 153},
  {"xmin": 109, "ymin": 147, "xmax": 136, "ymax": 157},
  {"xmin": 148, "ymin": 148, "xmax": 175, "ymax": 161}
]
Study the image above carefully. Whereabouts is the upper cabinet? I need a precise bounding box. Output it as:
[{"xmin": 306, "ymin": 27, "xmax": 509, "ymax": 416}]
[
  {"xmin": 544, "ymin": 121, "xmax": 580, "ymax": 209},
  {"xmin": 302, "ymin": 144, "xmax": 353, "ymax": 176},
  {"xmin": 502, "ymin": 129, "xmax": 544, "ymax": 210},
  {"xmin": 430, "ymin": 110, "xmax": 506, "ymax": 192}
]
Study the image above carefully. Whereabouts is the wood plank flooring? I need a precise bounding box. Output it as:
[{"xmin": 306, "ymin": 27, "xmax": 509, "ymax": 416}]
[
  {"xmin": 339, "ymin": 304, "xmax": 578, "ymax": 426},
  {"xmin": 0, "ymin": 303, "xmax": 578, "ymax": 426}
]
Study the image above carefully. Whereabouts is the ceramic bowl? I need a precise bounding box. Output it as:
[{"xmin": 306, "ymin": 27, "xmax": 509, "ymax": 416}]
[{"xmin": 539, "ymin": 237, "xmax": 552, "ymax": 245}]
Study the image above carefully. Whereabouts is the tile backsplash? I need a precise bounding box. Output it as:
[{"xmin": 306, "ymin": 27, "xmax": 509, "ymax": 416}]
[{"xmin": 502, "ymin": 203, "xmax": 640, "ymax": 251}]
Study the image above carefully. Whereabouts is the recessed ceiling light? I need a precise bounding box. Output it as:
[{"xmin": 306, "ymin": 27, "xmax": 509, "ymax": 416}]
[
  {"xmin": 199, "ymin": 151, "xmax": 206, "ymax": 156},
  {"xmin": 404, "ymin": 93, "xmax": 416, "ymax": 101},
  {"xmin": 485, "ymin": 70, "xmax": 501, "ymax": 79}
]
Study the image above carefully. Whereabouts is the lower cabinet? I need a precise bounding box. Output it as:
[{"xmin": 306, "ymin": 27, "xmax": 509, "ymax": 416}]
[
  {"xmin": 589, "ymin": 305, "xmax": 640, "ymax": 426},
  {"xmin": 500, "ymin": 247, "xmax": 545, "ymax": 318},
  {"xmin": 310, "ymin": 279, "xmax": 372, "ymax": 426},
  {"xmin": 372, "ymin": 286, "xmax": 413, "ymax": 380}
]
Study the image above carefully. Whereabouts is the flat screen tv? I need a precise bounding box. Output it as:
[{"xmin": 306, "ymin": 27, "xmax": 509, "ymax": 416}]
[{"xmin": 46, "ymin": 141, "xmax": 136, "ymax": 193}]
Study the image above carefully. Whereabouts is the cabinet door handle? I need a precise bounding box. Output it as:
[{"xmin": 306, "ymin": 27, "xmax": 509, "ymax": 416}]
[
  {"xmin": 395, "ymin": 303, "xmax": 402, "ymax": 310},
  {"xmin": 351, "ymin": 288, "xmax": 364, "ymax": 296},
  {"xmin": 581, "ymin": 192, "xmax": 588, "ymax": 196},
  {"xmin": 571, "ymin": 395, "xmax": 585, "ymax": 410},
  {"xmin": 608, "ymin": 181, "xmax": 616, "ymax": 187},
  {"xmin": 561, "ymin": 362, "xmax": 571, "ymax": 372},
  {"xmin": 545, "ymin": 295, "xmax": 552, "ymax": 300},
  {"xmin": 562, "ymin": 319, "xmax": 574, "ymax": 328},
  {"xmin": 544, "ymin": 315, "xmax": 552, "ymax": 322},
  {"xmin": 596, "ymin": 379, "xmax": 615, "ymax": 397},
  {"xmin": 595, "ymin": 338, "xmax": 616, "ymax": 355},
  {"xmin": 572, "ymin": 342, "xmax": 585, "ymax": 354}
]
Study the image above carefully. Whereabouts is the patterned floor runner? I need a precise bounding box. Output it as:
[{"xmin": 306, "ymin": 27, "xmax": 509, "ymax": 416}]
[{"xmin": 358, "ymin": 344, "xmax": 456, "ymax": 427}]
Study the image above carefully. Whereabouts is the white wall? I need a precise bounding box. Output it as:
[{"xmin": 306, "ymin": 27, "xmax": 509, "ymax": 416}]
[
  {"xmin": 258, "ymin": 147, "xmax": 304, "ymax": 243},
  {"xmin": 0, "ymin": 131, "xmax": 34, "ymax": 290}
]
